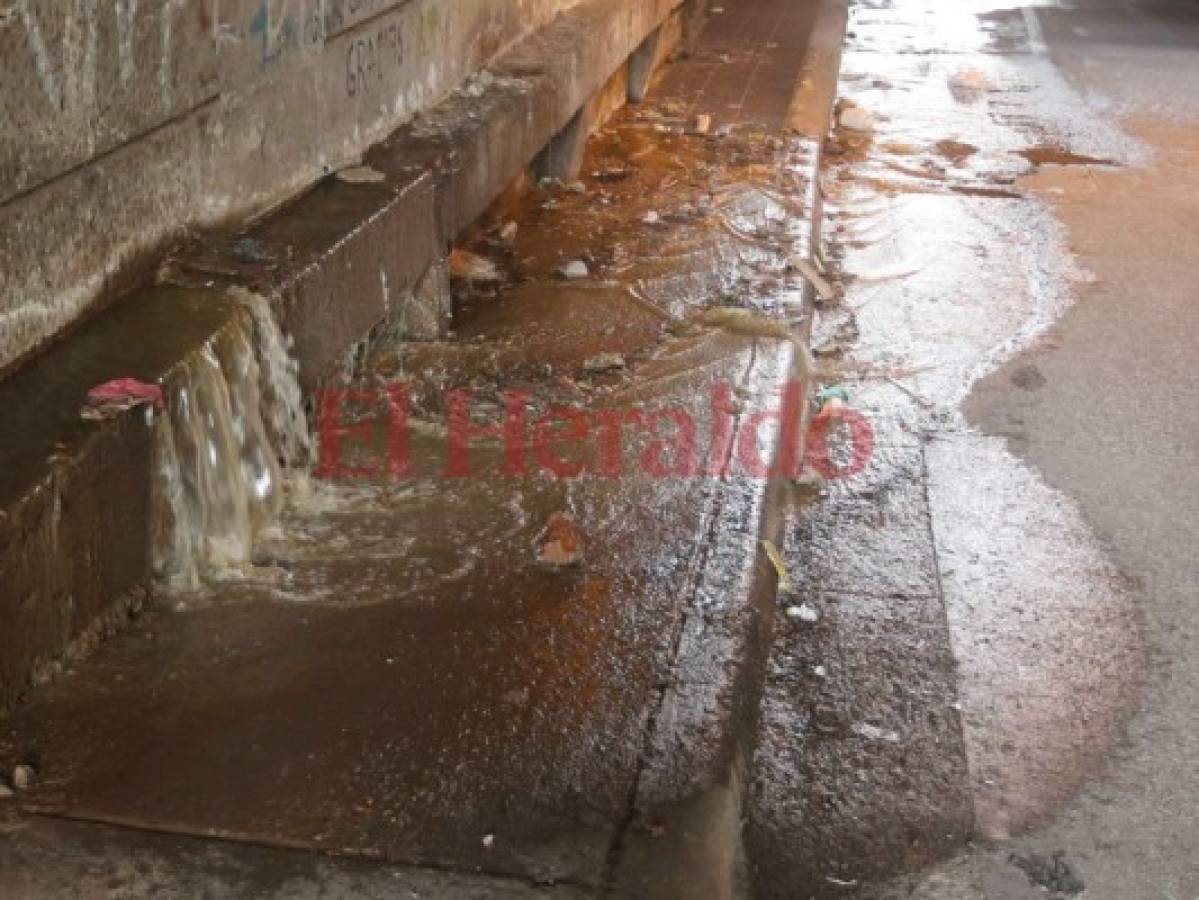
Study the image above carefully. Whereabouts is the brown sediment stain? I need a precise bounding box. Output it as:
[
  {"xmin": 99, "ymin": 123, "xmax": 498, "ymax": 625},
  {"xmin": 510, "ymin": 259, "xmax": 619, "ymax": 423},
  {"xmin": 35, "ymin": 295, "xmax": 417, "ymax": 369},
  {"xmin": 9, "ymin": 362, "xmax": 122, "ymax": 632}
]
[
  {"xmin": 950, "ymin": 184, "xmax": 1022, "ymax": 199},
  {"xmin": 936, "ymin": 139, "xmax": 979, "ymax": 163},
  {"xmin": 1016, "ymin": 145, "xmax": 1115, "ymax": 167}
]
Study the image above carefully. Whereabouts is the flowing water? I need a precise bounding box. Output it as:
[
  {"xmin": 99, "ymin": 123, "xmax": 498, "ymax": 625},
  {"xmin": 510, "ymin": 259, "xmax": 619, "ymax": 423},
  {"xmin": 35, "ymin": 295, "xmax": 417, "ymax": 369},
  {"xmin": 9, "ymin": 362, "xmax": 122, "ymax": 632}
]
[{"xmin": 150, "ymin": 291, "xmax": 309, "ymax": 589}]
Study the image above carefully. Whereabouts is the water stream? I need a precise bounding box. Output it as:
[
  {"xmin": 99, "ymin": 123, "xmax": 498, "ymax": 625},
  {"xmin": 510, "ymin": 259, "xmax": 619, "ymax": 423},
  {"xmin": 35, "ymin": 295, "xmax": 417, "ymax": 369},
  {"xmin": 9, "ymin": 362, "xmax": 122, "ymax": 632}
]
[{"xmin": 150, "ymin": 291, "xmax": 310, "ymax": 589}]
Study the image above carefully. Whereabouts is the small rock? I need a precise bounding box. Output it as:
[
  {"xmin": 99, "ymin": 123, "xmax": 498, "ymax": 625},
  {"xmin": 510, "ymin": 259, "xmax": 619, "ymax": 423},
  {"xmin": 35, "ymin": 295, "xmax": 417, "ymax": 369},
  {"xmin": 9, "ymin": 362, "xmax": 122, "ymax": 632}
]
[
  {"xmin": 559, "ymin": 260, "xmax": 589, "ymax": 280},
  {"xmin": 565, "ymin": 180, "xmax": 586, "ymax": 194},
  {"xmin": 785, "ymin": 603, "xmax": 820, "ymax": 623},
  {"xmin": 12, "ymin": 765, "xmax": 35, "ymax": 791},
  {"xmin": 449, "ymin": 248, "xmax": 503, "ymax": 283},
  {"xmin": 851, "ymin": 722, "xmax": 900, "ymax": 743},
  {"xmin": 812, "ymin": 665, "xmax": 827, "ymax": 678},
  {"xmin": 793, "ymin": 468, "xmax": 828, "ymax": 496},
  {"xmin": 336, "ymin": 165, "xmax": 386, "ymax": 184},
  {"xmin": 499, "ymin": 221, "xmax": 518, "ymax": 244},
  {"xmin": 838, "ymin": 104, "xmax": 875, "ymax": 132},
  {"xmin": 582, "ymin": 352, "xmax": 626, "ymax": 373},
  {"xmin": 463, "ymin": 80, "xmax": 485, "ymax": 98},
  {"xmin": 229, "ymin": 236, "xmax": 270, "ymax": 263},
  {"xmin": 482, "ymin": 833, "xmax": 496, "ymax": 849},
  {"xmin": 535, "ymin": 513, "xmax": 584, "ymax": 567}
]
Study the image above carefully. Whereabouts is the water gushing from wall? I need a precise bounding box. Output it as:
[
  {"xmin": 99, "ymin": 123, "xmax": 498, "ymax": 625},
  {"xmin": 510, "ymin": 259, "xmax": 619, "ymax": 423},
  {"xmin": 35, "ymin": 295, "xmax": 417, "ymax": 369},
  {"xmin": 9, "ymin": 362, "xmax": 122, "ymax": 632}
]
[{"xmin": 151, "ymin": 291, "xmax": 309, "ymax": 588}]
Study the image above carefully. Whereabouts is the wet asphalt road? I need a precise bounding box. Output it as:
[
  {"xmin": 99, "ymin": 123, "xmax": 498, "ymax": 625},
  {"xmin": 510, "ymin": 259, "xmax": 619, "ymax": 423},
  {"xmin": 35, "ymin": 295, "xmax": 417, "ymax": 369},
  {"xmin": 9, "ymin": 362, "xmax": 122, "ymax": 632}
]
[
  {"xmin": 961, "ymin": 2, "xmax": 1199, "ymax": 897},
  {"xmin": 756, "ymin": 0, "xmax": 1198, "ymax": 896}
]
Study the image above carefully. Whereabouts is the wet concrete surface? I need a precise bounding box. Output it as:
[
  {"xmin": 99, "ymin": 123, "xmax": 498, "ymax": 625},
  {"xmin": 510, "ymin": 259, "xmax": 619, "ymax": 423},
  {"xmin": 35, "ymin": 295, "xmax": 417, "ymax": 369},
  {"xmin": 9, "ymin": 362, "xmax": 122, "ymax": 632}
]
[
  {"xmin": 747, "ymin": 0, "xmax": 1176, "ymax": 895},
  {"xmin": 0, "ymin": 1, "xmax": 828, "ymax": 894}
]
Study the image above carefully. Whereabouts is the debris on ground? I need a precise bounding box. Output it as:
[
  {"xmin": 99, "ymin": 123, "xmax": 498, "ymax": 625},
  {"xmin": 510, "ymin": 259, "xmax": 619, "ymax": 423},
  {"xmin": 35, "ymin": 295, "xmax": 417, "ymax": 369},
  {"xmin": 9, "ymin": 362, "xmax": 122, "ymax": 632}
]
[
  {"xmin": 1010, "ymin": 850, "xmax": 1085, "ymax": 896},
  {"xmin": 581, "ymin": 352, "xmax": 626, "ymax": 373},
  {"xmin": 499, "ymin": 221, "xmax": 518, "ymax": 244},
  {"xmin": 786, "ymin": 603, "xmax": 820, "ymax": 623},
  {"xmin": 760, "ymin": 540, "xmax": 791, "ymax": 591},
  {"xmin": 947, "ymin": 67, "xmax": 992, "ymax": 104},
  {"xmin": 793, "ymin": 468, "xmax": 828, "ymax": 497},
  {"xmin": 851, "ymin": 722, "xmax": 901, "ymax": 743},
  {"xmin": 559, "ymin": 259, "xmax": 589, "ymax": 280},
  {"xmin": 565, "ymin": 180, "xmax": 586, "ymax": 194},
  {"xmin": 593, "ymin": 167, "xmax": 631, "ymax": 183},
  {"xmin": 837, "ymin": 101, "xmax": 875, "ymax": 133},
  {"xmin": 449, "ymin": 248, "xmax": 503, "ymax": 283},
  {"xmin": 11, "ymin": 764, "xmax": 35, "ymax": 790},
  {"xmin": 700, "ymin": 307, "xmax": 795, "ymax": 343},
  {"xmin": 642, "ymin": 210, "xmax": 661, "ymax": 225},
  {"xmin": 535, "ymin": 513, "xmax": 584, "ymax": 567},
  {"xmin": 82, "ymin": 378, "xmax": 165, "ymax": 420},
  {"xmin": 229, "ymin": 236, "xmax": 270, "ymax": 263},
  {"xmin": 336, "ymin": 165, "xmax": 386, "ymax": 184},
  {"xmin": 691, "ymin": 113, "xmax": 712, "ymax": 135},
  {"xmin": 788, "ymin": 254, "xmax": 836, "ymax": 301},
  {"xmin": 813, "ymin": 386, "xmax": 850, "ymax": 421}
]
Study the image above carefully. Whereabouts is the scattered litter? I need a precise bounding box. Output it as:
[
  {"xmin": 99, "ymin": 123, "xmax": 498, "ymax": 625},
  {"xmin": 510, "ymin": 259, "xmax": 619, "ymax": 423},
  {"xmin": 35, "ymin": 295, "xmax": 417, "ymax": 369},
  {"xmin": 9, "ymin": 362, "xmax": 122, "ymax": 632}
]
[
  {"xmin": 336, "ymin": 165, "xmax": 386, "ymax": 184},
  {"xmin": 641, "ymin": 211, "xmax": 661, "ymax": 225},
  {"xmin": 948, "ymin": 68, "xmax": 992, "ymax": 103},
  {"xmin": 482, "ymin": 833, "xmax": 496, "ymax": 850},
  {"xmin": 691, "ymin": 113, "xmax": 712, "ymax": 135},
  {"xmin": 82, "ymin": 378, "xmax": 164, "ymax": 420},
  {"xmin": 449, "ymin": 248, "xmax": 503, "ymax": 283},
  {"xmin": 593, "ymin": 167, "xmax": 631, "ymax": 183},
  {"xmin": 1010, "ymin": 850, "xmax": 1085, "ymax": 896},
  {"xmin": 11, "ymin": 764, "xmax": 35, "ymax": 791},
  {"xmin": 499, "ymin": 221, "xmax": 518, "ymax": 244},
  {"xmin": 700, "ymin": 307, "xmax": 794, "ymax": 343},
  {"xmin": 582, "ymin": 352, "xmax": 626, "ymax": 373},
  {"xmin": 793, "ymin": 468, "xmax": 828, "ymax": 496},
  {"xmin": 838, "ymin": 102, "xmax": 875, "ymax": 132},
  {"xmin": 536, "ymin": 513, "xmax": 584, "ymax": 567},
  {"xmin": 814, "ymin": 386, "xmax": 849, "ymax": 421},
  {"xmin": 826, "ymin": 876, "xmax": 859, "ymax": 888},
  {"xmin": 559, "ymin": 260, "xmax": 589, "ymax": 280},
  {"xmin": 786, "ymin": 603, "xmax": 820, "ymax": 623},
  {"xmin": 229, "ymin": 236, "xmax": 270, "ymax": 263},
  {"xmin": 851, "ymin": 722, "xmax": 900, "ymax": 743},
  {"xmin": 462, "ymin": 71, "xmax": 494, "ymax": 98},
  {"xmin": 884, "ymin": 375, "xmax": 935, "ymax": 409},
  {"xmin": 760, "ymin": 540, "xmax": 791, "ymax": 591},
  {"xmin": 812, "ymin": 664, "xmax": 827, "ymax": 678},
  {"xmin": 788, "ymin": 255, "xmax": 836, "ymax": 301}
]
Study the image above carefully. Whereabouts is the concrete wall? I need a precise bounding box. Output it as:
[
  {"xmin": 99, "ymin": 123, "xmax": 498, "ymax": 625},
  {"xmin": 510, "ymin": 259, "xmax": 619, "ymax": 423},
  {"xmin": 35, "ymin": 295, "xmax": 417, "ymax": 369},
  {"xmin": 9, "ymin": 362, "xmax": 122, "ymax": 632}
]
[{"xmin": 0, "ymin": 0, "xmax": 582, "ymax": 377}]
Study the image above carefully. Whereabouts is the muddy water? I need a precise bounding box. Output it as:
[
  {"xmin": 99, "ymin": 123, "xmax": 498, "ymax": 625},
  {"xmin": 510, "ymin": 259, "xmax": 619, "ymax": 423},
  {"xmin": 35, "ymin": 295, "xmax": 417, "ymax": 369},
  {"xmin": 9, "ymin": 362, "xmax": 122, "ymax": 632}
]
[
  {"xmin": 158, "ymin": 103, "xmax": 818, "ymax": 614},
  {"xmin": 823, "ymin": 0, "xmax": 1143, "ymax": 842}
]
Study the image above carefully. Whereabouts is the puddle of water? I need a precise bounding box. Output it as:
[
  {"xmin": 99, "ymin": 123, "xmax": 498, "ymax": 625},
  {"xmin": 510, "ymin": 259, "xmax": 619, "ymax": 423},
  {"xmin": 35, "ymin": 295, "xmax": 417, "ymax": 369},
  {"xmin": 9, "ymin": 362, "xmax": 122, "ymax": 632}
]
[{"xmin": 823, "ymin": 0, "xmax": 1145, "ymax": 840}]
